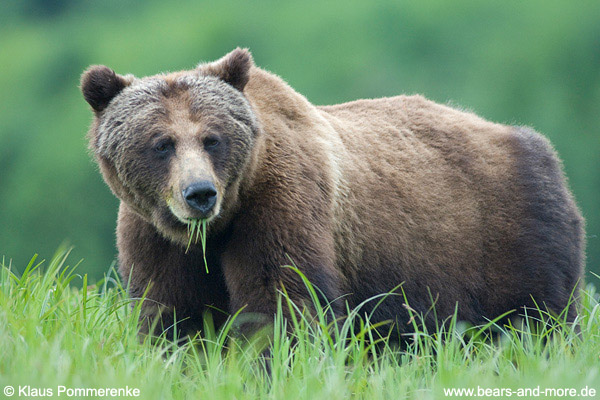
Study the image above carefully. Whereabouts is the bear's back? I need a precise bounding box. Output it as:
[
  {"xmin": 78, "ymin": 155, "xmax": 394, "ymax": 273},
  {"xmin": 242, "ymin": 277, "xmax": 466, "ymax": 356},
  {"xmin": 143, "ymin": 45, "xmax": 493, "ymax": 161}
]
[{"xmin": 317, "ymin": 95, "xmax": 583, "ymax": 322}]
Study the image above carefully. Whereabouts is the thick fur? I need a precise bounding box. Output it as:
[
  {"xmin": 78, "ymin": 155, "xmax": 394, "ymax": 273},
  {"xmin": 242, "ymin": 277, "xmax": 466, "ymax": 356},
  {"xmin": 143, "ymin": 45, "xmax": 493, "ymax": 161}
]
[{"xmin": 81, "ymin": 48, "xmax": 585, "ymax": 339}]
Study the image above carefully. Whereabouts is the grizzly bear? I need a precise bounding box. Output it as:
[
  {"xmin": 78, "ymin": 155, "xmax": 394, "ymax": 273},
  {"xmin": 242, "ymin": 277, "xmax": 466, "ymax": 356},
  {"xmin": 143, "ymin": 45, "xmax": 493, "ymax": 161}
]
[{"xmin": 81, "ymin": 48, "xmax": 584, "ymax": 339}]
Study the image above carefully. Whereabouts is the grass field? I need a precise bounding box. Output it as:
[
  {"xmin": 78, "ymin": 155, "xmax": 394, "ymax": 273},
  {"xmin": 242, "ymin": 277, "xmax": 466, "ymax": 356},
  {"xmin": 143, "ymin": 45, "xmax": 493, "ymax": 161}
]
[{"xmin": 0, "ymin": 249, "xmax": 598, "ymax": 399}]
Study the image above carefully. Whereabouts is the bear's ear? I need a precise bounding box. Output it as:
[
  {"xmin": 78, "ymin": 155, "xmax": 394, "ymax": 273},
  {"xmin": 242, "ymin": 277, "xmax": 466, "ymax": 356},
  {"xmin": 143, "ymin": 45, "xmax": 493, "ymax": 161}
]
[
  {"xmin": 199, "ymin": 47, "xmax": 254, "ymax": 92},
  {"xmin": 80, "ymin": 65, "xmax": 133, "ymax": 112}
]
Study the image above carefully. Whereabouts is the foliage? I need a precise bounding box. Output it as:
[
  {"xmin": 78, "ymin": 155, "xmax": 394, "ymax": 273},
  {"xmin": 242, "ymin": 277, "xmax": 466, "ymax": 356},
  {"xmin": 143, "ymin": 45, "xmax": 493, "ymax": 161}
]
[
  {"xmin": 0, "ymin": 1, "xmax": 599, "ymax": 280},
  {"xmin": 0, "ymin": 250, "xmax": 599, "ymax": 399}
]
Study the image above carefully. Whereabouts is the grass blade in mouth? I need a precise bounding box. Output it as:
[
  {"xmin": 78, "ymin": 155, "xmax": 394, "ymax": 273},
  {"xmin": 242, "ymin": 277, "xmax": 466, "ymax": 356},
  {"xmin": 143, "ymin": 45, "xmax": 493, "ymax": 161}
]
[{"xmin": 185, "ymin": 219, "xmax": 209, "ymax": 273}]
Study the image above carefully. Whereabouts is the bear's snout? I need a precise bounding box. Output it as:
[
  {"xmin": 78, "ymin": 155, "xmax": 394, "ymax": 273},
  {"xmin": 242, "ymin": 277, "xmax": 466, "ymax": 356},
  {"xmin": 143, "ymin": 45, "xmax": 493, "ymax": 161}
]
[{"xmin": 182, "ymin": 181, "xmax": 217, "ymax": 218}]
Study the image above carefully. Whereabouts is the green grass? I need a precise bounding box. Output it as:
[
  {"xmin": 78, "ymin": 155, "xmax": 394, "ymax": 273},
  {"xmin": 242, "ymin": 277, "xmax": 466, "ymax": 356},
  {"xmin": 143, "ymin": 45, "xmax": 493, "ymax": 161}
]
[
  {"xmin": 185, "ymin": 219, "xmax": 208, "ymax": 273},
  {"xmin": 0, "ymin": 249, "xmax": 598, "ymax": 399}
]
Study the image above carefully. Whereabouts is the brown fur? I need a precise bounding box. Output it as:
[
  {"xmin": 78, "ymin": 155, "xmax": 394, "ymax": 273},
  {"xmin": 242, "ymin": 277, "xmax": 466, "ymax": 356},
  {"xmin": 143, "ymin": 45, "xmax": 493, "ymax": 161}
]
[{"xmin": 81, "ymin": 48, "xmax": 585, "ymax": 339}]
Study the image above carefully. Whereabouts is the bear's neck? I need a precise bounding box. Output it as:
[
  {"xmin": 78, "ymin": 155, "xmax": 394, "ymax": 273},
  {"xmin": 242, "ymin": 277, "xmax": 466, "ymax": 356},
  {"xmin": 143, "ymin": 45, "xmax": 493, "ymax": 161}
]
[
  {"xmin": 244, "ymin": 67, "xmax": 322, "ymax": 128},
  {"xmin": 235, "ymin": 68, "xmax": 321, "ymax": 190},
  {"xmin": 235, "ymin": 66, "xmax": 339, "ymax": 207}
]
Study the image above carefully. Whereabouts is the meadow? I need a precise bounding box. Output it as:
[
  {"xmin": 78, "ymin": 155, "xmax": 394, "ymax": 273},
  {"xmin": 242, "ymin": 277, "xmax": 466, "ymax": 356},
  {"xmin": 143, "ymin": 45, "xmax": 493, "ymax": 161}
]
[{"xmin": 1, "ymin": 249, "xmax": 598, "ymax": 399}]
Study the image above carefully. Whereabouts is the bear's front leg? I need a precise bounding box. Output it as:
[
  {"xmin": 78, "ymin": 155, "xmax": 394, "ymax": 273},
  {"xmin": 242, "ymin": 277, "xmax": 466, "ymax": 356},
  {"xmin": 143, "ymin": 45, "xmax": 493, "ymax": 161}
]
[
  {"xmin": 220, "ymin": 222, "xmax": 343, "ymax": 339},
  {"xmin": 117, "ymin": 203, "xmax": 230, "ymax": 340}
]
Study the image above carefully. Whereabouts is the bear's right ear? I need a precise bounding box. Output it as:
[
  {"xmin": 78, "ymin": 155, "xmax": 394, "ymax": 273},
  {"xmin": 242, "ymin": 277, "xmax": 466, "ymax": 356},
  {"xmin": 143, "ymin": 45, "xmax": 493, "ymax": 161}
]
[{"xmin": 80, "ymin": 66, "xmax": 132, "ymax": 112}]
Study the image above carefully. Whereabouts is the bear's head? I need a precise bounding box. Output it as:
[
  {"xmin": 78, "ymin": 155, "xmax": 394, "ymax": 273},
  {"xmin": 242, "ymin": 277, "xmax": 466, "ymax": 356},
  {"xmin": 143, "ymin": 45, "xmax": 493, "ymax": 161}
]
[{"xmin": 81, "ymin": 48, "xmax": 259, "ymax": 244}]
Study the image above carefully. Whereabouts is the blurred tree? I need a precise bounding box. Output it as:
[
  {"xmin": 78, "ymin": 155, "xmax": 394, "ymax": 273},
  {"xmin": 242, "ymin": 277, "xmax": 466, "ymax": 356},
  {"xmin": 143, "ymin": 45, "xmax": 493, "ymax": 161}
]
[{"xmin": 0, "ymin": 0, "xmax": 598, "ymax": 280}]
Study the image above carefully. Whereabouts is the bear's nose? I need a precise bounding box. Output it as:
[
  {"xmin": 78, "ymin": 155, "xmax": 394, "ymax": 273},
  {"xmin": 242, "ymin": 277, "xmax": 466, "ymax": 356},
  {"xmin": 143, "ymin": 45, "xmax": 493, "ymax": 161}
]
[{"xmin": 182, "ymin": 181, "xmax": 217, "ymax": 216}]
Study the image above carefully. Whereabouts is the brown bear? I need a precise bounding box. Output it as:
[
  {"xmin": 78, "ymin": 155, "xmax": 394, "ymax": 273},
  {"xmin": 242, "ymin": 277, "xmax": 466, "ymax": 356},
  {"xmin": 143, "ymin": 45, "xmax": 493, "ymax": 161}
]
[{"xmin": 81, "ymin": 48, "xmax": 585, "ymax": 339}]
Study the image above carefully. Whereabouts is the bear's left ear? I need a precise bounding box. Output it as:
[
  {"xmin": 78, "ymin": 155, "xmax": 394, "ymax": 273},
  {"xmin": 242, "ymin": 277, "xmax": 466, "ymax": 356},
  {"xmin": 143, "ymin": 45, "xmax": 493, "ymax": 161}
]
[{"xmin": 199, "ymin": 47, "xmax": 254, "ymax": 92}]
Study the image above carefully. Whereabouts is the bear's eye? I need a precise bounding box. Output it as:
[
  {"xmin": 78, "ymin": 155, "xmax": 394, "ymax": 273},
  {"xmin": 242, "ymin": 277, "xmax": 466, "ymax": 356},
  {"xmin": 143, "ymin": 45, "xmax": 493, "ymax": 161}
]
[
  {"xmin": 153, "ymin": 139, "xmax": 174, "ymax": 156},
  {"xmin": 203, "ymin": 136, "xmax": 220, "ymax": 150}
]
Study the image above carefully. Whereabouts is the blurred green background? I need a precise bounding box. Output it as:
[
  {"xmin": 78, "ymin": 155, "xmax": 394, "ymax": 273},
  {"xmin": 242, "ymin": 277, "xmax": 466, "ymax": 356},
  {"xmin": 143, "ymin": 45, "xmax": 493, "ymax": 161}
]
[{"xmin": 1, "ymin": 0, "xmax": 598, "ymax": 281}]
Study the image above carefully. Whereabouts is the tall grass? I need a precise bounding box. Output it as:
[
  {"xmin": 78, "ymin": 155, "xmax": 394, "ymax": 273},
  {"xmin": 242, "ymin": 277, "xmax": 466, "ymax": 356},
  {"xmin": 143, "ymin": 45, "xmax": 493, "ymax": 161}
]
[
  {"xmin": 186, "ymin": 219, "xmax": 208, "ymax": 273},
  {"xmin": 0, "ymin": 249, "xmax": 598, "ymax": 399}
]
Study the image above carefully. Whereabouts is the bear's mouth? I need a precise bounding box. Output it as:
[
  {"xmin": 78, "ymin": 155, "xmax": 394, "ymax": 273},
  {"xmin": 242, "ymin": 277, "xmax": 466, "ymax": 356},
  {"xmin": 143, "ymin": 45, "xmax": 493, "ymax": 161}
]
[
  {"xmin": 156, "ymin": 195, "xmax": 221, "ymax": 246},
  {"xmin": 167, "ymin": 203, "xmax": 218, "ymax": 226}
]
